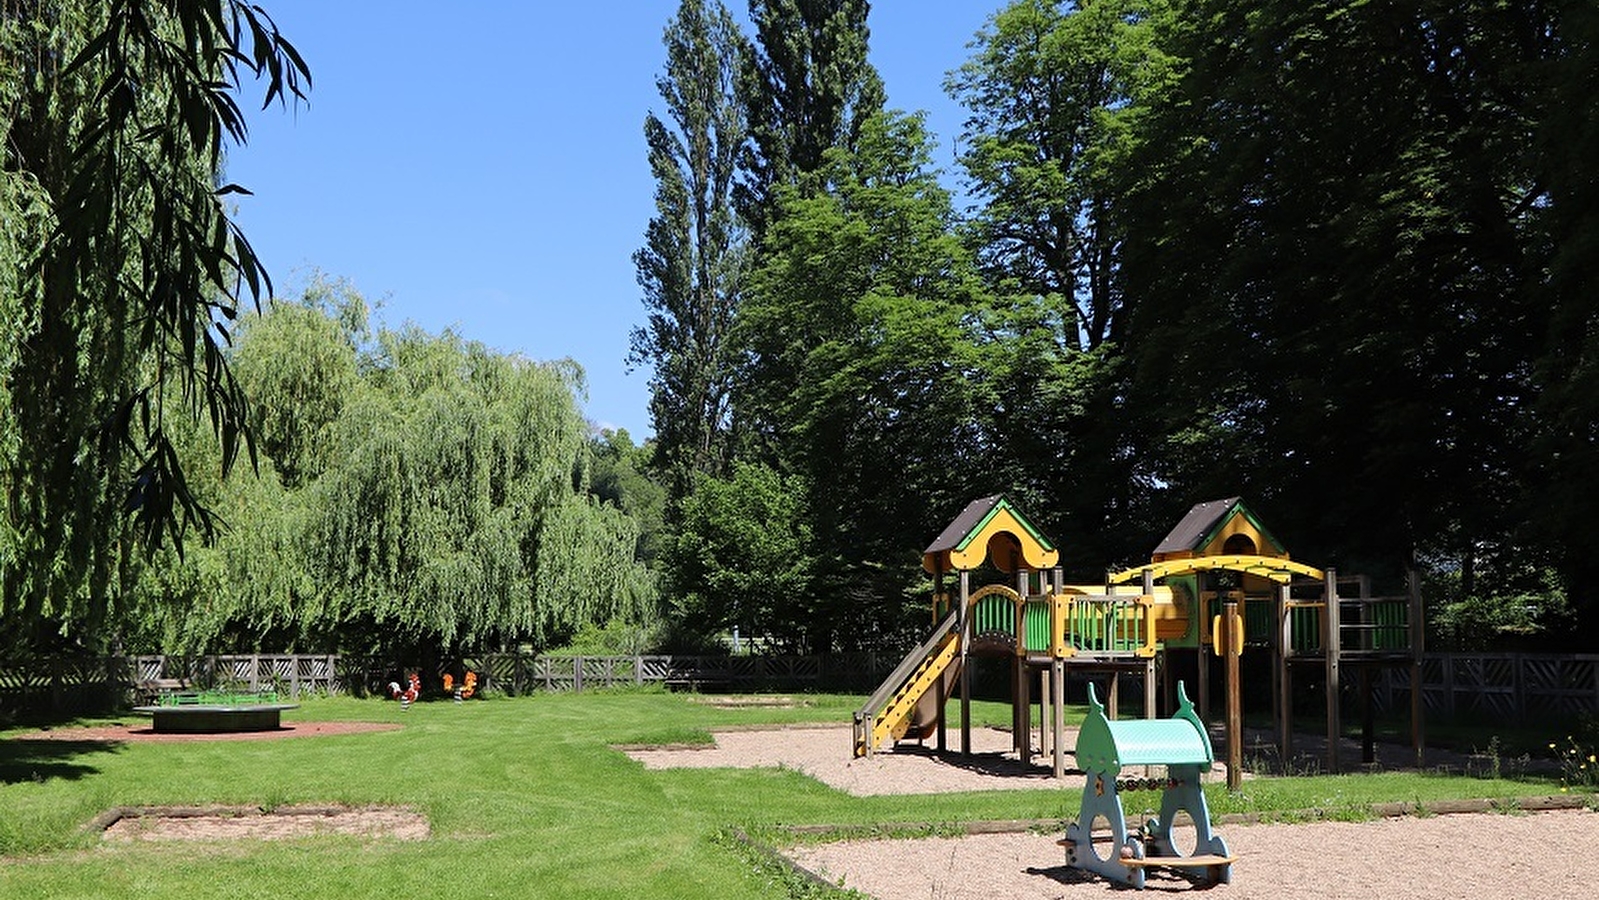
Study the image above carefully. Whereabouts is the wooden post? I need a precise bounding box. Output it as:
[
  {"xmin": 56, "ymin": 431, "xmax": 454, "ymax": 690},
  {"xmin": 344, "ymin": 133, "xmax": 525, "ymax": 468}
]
[
  {"xmin": 1224, "ymin": 596, "xmax": 1243, "ymax": 792},
  {"xmin": 1278, "ymin": 582, "xmax": 1293, "ymax": 765},
  {"xmin": 1197, "ymin": 577, "xmax": 1211, "ymax": 721},
  {"xmin": 1408, "ymin": 566, "xmax": 1426, "ymax": 767},
  {"xmin": 1108, "ymin": 670, "xmax": 1120, "ymax": 720},
  {"xmin": 1051, "ymin": 658, "xmax": 1066, "ymax": 779},
  {"xmin": 1324, "ymin": 568, "xmax": 1341, "ymax": 774},
  {"xmin": 1050, "ymin": 568, "xmax": 1066, "ymax": 779},
  {"xmin": 1039, "ymin": 669, "xmax": 1051, "ymax": 757},
  {"xmin": 1360, "ymin": 666, "xmax": 1375, "ymax": 765},
  {"xmin": 1144, "ymin": 657, "xmax": 1157, "ymax": 720},
  {"xmin": 936, "ymin": 567, "xmax": 948, "ymax": 753},
  {"xmin": 1015, "ymin": 569, "xmax": 1030, "ymax": 761},
  {"xmin": 960, "ymin": 569, "xmax": 972, "ymax": 757},
  {"xmin": 1143, "ymin": 568, "xmax": 1169, "ymax": 716},
  {"xmin": 1269, "ymin": 582, "xmax": 1283, "ymax": 754}
]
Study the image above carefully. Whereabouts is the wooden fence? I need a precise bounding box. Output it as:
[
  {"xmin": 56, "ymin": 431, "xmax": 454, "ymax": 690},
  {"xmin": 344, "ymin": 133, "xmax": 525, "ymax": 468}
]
[
  {"xmin": 0, "ymin": 652, "xmax": 896, "ymax": 717},
  {"xmin": 11, "ymin": 651, "xmax": 1591, "ymax": 723},
  {"xmin": 1370, "ymin": 653, "xmax": 1599, "ymax": 723}
]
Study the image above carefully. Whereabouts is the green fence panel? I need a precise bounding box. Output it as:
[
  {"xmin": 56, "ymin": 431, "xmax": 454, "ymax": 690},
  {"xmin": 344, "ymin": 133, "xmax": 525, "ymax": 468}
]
[
  {"xmin": 1290, "ymin": 605, "xmax": 1321, "ymax": 652},
  {"xmin": 1024, "ymin": 600, "xmax": 1051, "ymax": 653}
]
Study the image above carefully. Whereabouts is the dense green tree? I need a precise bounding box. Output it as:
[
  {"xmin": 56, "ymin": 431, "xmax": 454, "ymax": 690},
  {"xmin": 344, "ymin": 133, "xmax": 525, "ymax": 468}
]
[
  {"xmin": 307, "ymin": 326, "xmax": 653, "ymax": 655},
  {"xmin": 947, "ymin": 0, "xmax": 1176, "ymax": 567},
  {"xmin": 735, "ymin": 112, "xmax": 1001, "ymax": 650},
  {"xmin": 0, "ymin": 1, "xmax": 307, "ymax": 650},
  {"xmin": 127, "ymin": 291, "xmax": 657, "ymax": 658},
  {"xmin": 230, "ymin": 277, "xmax": 367, "ymax": 489},
  {"xmin": 736, "ymin": 0, "xmax": 885, "ymax": 236},
  {"xmin": 1529, "ymin": 2, "xmax": 1599, "ymax": 641},
  {"xmin": 949, "ymin": 0, "xmax": 1170, "ymax": 351},
  {"xmin": 631, "ymin": 0, "xmax": 750, "ymax": 497},
  {"xmin": 589, "ymin": 429, "xmax": 667, "ymax": 565},
  {"xmin": 1116, "ymin": 1, "xmax": 1558, "ymax": 579},
  {"xmin": 665, "ymin": 461, "xmax": 816, "ymax": 651}
]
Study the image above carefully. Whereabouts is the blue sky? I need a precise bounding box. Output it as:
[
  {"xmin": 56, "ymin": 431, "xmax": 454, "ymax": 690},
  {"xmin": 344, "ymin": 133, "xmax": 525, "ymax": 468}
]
[{"xmin": 228, "ymin": 2, "xmax": 999, "ymax": 438}]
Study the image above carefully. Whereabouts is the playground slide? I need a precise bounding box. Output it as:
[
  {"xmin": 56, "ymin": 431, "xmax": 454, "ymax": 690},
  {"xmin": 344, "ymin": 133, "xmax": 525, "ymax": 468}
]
[
  {"xmin": 853, "ymin": 609, "xmax": 962, "ymax": 757},
  {"xmin": 902, "ymin": 656, "xmax": 962, "ymax": 740}
]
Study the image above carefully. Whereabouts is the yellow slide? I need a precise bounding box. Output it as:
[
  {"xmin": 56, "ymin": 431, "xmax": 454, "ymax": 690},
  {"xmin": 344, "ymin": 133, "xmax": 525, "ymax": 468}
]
[{"xmin": 853, "ymin": 610, "xmax": 962, "ymax": 757}]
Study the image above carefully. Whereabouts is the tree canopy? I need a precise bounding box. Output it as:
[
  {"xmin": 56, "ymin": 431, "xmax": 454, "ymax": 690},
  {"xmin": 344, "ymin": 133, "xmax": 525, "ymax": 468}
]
[
  {"xmin": 128, "ymin": 286, "xmax": 657, "ymax": 658},
  {"xmin": 5, "ymin": 0, "xmax": 1593, "ymax": 660}
]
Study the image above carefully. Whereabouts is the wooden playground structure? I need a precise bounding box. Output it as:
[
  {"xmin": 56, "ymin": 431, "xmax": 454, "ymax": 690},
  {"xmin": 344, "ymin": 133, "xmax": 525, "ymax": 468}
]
[{"xmin": 852, "ymin": 495, "xmax": 1426, "ymax": 782}]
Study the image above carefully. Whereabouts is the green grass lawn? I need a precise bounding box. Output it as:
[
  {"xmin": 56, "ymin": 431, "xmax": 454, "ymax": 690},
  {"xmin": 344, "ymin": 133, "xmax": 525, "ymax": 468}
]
[{"xmin": 0, "ymin": 690, "xmax": 1581, "ymax": 899}]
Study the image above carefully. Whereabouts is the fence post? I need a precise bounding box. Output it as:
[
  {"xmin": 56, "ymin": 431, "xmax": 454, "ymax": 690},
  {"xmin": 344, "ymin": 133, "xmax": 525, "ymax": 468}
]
[
  {"xmin": 1512, "ymin": 652, "xmax": 1525, "ymax": 724},
  {"xmin": 50, "ymin": 657, "xmax": 64, "ymax": 714},
  {"xmin": 1436, "ymin": 654, "xmax": 1449, "ymax": 718}
]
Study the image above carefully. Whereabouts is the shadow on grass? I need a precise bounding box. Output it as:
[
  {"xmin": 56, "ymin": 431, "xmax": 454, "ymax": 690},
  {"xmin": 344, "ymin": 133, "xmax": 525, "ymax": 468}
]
[{"xmin": 0, "ymin": 737, "xmax": 122, "ymax": 784}]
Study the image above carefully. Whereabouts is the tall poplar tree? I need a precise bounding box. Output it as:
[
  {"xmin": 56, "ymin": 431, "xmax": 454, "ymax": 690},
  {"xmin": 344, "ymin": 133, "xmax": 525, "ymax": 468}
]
[
  {"xmin": 631, "ymin": 0, "xmax": 749, "ymax": 497},
  {"xmin": 736, "ymin": 0, "xmax": 885, "ymax": 236}
]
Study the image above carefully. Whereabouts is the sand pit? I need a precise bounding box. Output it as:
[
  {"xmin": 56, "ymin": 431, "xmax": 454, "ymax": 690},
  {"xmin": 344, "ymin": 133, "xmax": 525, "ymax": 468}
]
[{"xmin": 100, "ymin": 805, "xmax": 428, "ymax": 842}]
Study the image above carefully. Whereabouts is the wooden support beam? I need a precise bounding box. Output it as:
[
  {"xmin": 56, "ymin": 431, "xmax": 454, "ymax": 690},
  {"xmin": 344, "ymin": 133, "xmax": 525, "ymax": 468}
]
[
  {"xmin": 1052, "ymin": 659, "xmax": 1066, "ymax": 779},
  {"xmin": 1144, "ymin": 657, "xmax": 1157, "ymax": 720},
  {"xmin": 1015, "ymin": 570, "xmax": 1030, "ymax": 761},
  {"xmin": 1409, "ymin": 566, "xmax": 1426, "ymax": 767},
  {"xmin": 960, "ymin": 569, "xmax": 972, "ymax": 757},
  {"xmin": 1277, "ymin": 582, "xmax": 1293, "ymax": 766},
  {"xmin": 1223, "ymin": 596, "xmax": 1243, "ymax": 792},
  {"xmin": 1324, "ymin": 568, "xmax": 1341, "ymax": 774}
]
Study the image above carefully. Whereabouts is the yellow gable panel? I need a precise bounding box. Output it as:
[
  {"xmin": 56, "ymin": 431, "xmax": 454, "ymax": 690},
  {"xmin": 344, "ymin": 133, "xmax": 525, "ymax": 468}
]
[
  {"xmin": 946, "ymin": 507, "xmax": 1060, "ymax": 572},
  {"xmin": 1199, "ymin": 512, "xmax": 1287, "ymax": 560}
]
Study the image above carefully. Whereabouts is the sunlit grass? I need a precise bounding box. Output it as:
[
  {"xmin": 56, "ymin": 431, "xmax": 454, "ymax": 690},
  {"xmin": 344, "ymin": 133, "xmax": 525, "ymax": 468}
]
[{"xmin": 0, "ymin": 690, "xmax": 1577, "ymax": 899}]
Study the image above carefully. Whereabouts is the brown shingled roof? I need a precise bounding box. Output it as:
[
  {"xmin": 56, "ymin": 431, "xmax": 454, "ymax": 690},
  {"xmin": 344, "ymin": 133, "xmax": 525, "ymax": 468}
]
[
  {"xmin": 923, "ymin": 495, "xmax": 1005, "ymax": 556},
  {"xmin": 1153, "ymin": 497, "xmax": 1243, "ymax": 556}
]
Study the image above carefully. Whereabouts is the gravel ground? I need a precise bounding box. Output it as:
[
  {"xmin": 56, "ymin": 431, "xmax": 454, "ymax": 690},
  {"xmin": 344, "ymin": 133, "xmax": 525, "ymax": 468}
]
[
  {"xmin": 628, "ymin": 724, "xmax": 1599, "ymax": 898},
  {"xmin": 788, "ymin": 809, "xmax": 1599, "ymax": 899},
  {"xmin": 626, "ymin": 724, "xmax": 1077, "ymax": 796}
]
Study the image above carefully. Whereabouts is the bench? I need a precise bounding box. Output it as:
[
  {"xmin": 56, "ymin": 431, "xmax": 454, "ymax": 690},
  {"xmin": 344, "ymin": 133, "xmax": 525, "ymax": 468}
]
[{"xmin": 134, "ymin": 678, "xmax": 190, "ymax": 705}]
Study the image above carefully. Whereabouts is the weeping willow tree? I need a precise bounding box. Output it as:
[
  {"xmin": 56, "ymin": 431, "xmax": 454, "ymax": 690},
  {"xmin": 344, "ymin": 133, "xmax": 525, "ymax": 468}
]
[
  {"xmin": 0, "ymin": 1, "xmax": 308, "ymax": 651},
  {"xmin": 131, "ymin": 289, "xmax": 657, "ymax": 658}
]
